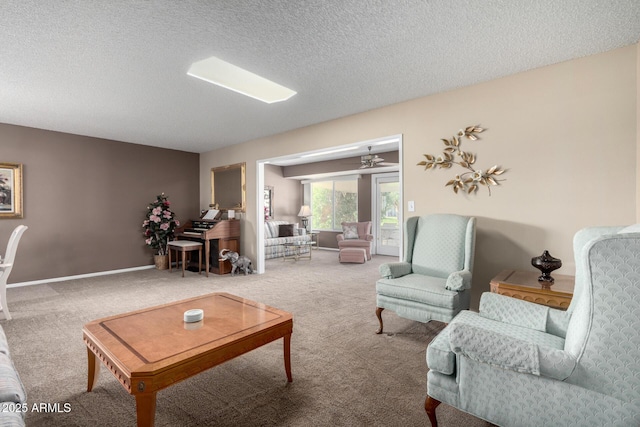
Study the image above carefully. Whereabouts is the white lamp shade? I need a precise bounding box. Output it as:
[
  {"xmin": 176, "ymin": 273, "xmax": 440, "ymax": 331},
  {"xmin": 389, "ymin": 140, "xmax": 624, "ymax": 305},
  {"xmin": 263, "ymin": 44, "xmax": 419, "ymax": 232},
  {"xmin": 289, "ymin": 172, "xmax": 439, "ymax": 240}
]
[{"xmin": 298, "ymin": 205, "xmax": 312, "ymax": 217}]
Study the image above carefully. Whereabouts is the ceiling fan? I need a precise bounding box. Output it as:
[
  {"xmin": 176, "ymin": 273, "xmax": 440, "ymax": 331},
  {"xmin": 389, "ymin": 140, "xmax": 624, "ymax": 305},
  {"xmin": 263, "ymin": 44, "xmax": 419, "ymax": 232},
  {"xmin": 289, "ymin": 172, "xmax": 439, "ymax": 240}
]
[{"xmin": 359, "ymin": 146, "xmax": 397, "ymax": 169}]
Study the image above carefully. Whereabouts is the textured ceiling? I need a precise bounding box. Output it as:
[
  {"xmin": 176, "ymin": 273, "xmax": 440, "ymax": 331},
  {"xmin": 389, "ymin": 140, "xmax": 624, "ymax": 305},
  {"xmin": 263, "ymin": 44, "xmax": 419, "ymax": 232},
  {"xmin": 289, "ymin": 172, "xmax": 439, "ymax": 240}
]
[{"xmin": 1, "ymin": 1, "xmax": 639, "ymax": 154}]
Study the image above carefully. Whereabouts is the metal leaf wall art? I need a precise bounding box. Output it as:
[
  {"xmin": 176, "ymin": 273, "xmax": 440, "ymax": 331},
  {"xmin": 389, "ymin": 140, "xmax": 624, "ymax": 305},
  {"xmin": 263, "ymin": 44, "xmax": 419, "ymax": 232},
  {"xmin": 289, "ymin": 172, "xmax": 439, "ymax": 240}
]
[{"xmin": 417, "ymin": 125, "xmax": 506, "ymax": 195}]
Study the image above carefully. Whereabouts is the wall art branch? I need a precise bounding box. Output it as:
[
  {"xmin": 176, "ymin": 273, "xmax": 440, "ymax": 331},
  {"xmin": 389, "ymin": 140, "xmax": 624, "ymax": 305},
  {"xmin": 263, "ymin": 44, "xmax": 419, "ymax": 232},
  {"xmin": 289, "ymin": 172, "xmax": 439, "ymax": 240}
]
[{"xmin": 417, "ymin": 125, "xmax": 506, "ymax": 195}]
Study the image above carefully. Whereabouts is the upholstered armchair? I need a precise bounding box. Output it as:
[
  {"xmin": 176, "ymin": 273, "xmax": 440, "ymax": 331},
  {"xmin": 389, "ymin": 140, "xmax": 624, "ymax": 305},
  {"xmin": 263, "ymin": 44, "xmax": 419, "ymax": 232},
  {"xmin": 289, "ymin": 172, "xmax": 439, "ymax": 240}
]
[
  {"xmin": 336, "ymin": 221, "xmax": 373, "ymax": 260},
  {"xmin": 376, "ymin": 214, "xmax": 476, "ymax": 334},
  {"xmin": 425, "ymin": 226, "xmax": 640, "ymax": 427}
]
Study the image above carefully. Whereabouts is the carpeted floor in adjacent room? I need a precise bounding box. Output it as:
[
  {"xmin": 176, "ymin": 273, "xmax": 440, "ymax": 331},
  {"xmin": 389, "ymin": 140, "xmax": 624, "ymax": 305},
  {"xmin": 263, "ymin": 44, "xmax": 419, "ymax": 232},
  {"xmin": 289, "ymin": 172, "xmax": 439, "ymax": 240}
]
[{"xmin": 3, "ymin": 250, "xmax": 492, "ymax": 426}]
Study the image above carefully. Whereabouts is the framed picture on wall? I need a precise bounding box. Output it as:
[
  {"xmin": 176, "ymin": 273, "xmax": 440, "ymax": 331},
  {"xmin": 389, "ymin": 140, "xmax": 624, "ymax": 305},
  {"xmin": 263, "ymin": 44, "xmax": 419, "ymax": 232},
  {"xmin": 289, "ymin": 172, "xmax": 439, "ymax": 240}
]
[{"xmin": 0, "ymin": 162, "xmax": 23, "ymax": 219}]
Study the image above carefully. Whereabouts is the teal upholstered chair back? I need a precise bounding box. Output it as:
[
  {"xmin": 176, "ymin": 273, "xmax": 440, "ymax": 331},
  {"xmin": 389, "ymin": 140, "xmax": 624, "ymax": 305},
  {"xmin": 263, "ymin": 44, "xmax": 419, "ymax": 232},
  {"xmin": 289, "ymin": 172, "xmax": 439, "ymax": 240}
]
[
  {"xmin": 563, "ymin": 231, "xmax": 640, "ymax": 404},
  {"xmin": 563, "ymin": 226, "xmax": 625, "ymax": 350},
  {"xmin": 568, "ymin": 226, "xmax": 624, "ymax": 315},
  {"xmin": 404, "ymin": 214, "xmax": 475, "ymax": 279}
]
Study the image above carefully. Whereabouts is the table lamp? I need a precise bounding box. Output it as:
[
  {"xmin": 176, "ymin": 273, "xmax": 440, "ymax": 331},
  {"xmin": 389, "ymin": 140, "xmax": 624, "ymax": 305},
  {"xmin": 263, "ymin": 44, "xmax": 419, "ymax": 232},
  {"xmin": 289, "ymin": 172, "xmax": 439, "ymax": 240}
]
[{"xmin": 297, "ymin": 205, "xmax": 312, "ymax": 232}]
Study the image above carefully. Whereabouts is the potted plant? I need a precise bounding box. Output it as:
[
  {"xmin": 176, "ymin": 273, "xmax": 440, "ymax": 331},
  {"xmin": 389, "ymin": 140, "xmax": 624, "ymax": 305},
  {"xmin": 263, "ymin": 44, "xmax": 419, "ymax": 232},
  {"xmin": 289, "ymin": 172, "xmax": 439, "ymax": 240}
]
[{"xmin": 142, "ymin": 193, "xmax": 180, "ymax": 269}]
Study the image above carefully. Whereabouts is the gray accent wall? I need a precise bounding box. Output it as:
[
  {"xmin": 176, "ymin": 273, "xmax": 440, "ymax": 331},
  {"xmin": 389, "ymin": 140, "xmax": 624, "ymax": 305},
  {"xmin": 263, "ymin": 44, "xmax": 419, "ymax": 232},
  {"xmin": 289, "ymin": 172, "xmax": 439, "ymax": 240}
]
[{"xmin": 1, "ymin": 123, "xmax": 199, "ymax": 283}]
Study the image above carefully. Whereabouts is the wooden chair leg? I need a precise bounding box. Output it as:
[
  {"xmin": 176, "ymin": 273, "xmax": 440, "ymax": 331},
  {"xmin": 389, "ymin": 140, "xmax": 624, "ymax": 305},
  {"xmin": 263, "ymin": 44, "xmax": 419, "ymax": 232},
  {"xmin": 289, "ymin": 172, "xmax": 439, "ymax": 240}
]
[
  {"xmin": 375, "ymin": 307, "xmax": 384, "ymax": 334},
  {"xmin": 181, "ymin": 250, "xmax": 186, "ymax": 277},
  {"xmin": 425, "ymin": 395, "xmax": 441, "ymax": 427}
]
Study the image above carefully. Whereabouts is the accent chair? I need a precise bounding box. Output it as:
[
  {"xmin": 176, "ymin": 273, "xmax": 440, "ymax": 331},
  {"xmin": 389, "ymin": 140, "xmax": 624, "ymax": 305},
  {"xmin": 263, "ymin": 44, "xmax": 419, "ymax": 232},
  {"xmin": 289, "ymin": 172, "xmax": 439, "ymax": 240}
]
[
  {"xmin": 425, "ymin": 225, "xmax": 640, "ymax": 426},
  {"xmin": 337, "ymin": 221, "xmax": 373, "ymax": 260},
  {"xmin": 0, "ymin": 225, "xmax": 28, "ymax": 320},
  {"xmin": 375, "ymin": 214, "xmax": 476, "ymax": 334}
]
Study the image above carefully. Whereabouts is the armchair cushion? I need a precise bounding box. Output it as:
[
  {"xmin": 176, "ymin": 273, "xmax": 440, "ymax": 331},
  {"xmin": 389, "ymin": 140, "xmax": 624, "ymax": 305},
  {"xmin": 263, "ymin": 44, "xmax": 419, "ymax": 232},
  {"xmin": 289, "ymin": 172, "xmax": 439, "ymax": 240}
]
[
  {"xmin": 377, "ymin": 274, "xmax": 461, "ymax": 309},
  {"xmin": 264, "ymin": 221, "xmax": 281, "ymax": 239},
  {"xmin": 342, "ymin": 224, "xmax": 359, "ymax": 239},
  {"xmin": 341, "ymin": 221, "xmax": 372, "ymax": 240},
  {"xmin": 278, "ymin": 224, "xmax": 294, "ymax": 237},
  {"xmin": 338, "ymin": 238, "xmax": 373, "ymax": 251},
  {"xmin": 479, "ymin": 292, "xmax": 549, "ymax": 332}
]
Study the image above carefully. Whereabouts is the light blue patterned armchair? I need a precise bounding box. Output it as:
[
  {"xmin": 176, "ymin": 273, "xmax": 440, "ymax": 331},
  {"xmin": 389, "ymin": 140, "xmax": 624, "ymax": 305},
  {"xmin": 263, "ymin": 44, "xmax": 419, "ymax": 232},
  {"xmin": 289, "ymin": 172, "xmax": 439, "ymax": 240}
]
[
  {"xmin": 376, "ymin": 214, "xmax": 476, "ymax": 334},
  {"xmin": 425, "ymin": 226, "xmax": 640, "ymax": 427}
]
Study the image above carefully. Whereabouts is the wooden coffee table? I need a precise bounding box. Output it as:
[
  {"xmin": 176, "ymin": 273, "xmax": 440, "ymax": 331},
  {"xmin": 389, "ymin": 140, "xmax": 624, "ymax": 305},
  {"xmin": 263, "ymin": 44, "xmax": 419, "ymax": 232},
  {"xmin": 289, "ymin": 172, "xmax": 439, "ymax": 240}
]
[{"xmin": 83, "ymin": 293, "xmax": 293, "ymax": 426}]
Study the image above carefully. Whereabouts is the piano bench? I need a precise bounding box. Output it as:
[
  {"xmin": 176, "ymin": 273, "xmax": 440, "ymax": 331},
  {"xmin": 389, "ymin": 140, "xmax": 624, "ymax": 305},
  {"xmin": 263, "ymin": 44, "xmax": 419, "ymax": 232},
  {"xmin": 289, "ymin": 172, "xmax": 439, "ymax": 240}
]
[{"xmin": 167, "ymin": 241, "xmax": 202, "ymax": 277}]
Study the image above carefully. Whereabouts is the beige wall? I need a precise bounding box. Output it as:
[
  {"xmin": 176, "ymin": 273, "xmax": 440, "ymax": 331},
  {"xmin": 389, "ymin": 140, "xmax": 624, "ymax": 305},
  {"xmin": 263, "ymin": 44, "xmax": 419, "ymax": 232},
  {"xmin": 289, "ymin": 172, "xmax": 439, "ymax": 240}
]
[
  {"xmin": 1, "ymin": 124, "xmax": 200, "ymax": 283},
  {"xmin": 201, "ymin": 45, "xmax": 637, "ymax": 309},
  {"xmin": 264, "ymin": 164, "xmax": 302, "ymax": 224}
]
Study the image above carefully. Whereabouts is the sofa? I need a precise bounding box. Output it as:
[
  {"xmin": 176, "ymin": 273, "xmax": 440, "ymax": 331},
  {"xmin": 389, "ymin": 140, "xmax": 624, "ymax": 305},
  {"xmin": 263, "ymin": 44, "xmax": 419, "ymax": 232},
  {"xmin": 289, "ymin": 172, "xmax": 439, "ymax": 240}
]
[
  {"xmin": 0, "ymin": 325, "xmax": 27, "ymax": 426},
  {"xmin": 264, "ymin": 220, "xmax": 312, "ymax": 259}
]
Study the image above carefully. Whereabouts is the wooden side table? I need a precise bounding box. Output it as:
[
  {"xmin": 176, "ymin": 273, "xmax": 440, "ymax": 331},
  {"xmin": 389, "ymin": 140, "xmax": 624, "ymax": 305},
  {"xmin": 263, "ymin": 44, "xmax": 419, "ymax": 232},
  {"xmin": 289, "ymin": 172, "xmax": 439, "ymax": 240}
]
[
  {"xmin": 309, "ymin": 231, "xmax": 319, "ymax": 249},
  {"xmin": 489, "ymin": 269, "xmax": 575, "ymax": 310}
]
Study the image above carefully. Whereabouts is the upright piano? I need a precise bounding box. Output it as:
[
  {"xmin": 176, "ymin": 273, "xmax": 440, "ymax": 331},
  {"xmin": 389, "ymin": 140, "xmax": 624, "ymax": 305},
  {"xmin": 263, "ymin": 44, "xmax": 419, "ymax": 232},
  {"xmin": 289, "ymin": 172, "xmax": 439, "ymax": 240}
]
[{"xmin": 174, "ymin": 219, "xmax": 241, "ymax": 275}]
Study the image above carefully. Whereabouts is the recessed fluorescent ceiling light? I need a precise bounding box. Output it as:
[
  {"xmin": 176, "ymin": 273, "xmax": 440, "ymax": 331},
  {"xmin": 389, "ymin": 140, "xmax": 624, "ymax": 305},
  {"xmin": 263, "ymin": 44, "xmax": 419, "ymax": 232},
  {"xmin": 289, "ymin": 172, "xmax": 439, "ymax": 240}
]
[{"xmin": 187, "ymin": 56, "xmax": 296, "ymax": 104}]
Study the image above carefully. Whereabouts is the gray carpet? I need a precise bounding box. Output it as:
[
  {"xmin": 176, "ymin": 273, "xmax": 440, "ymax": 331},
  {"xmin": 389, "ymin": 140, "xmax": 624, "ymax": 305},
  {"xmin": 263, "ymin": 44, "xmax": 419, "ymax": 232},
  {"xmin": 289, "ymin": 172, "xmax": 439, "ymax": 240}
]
[{"xmin": 3, "ymin": 250, "xmax": 491, "ymax": 426}]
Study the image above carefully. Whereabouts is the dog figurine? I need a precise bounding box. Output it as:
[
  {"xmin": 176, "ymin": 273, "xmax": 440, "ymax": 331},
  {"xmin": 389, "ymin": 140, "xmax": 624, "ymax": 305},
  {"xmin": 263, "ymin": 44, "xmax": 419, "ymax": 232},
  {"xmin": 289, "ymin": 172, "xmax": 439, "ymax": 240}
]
[{"xmin": 219, "ymin": 249, "xmax": 254, "ymax": 276}]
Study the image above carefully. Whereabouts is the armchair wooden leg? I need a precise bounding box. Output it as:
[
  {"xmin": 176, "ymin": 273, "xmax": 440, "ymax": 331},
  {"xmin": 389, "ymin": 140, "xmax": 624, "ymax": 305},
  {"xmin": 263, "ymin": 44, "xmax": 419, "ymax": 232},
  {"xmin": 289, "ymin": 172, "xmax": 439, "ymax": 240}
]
[
  {"xmin": 425, "ymin": 395, "xmax": 441, "ymax": 427},
  {"xmin": 375, "ymin": 307, "xmax": 384, "ymax": 334}
]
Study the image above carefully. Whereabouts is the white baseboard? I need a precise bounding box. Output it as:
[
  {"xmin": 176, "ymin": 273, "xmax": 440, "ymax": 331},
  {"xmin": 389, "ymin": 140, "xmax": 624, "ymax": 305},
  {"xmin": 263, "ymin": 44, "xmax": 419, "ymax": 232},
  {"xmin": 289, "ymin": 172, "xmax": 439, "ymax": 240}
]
[
  {"xmin": 7, "ymin": 265, "xmax": 155, "ymax": 288},
  {"xmin": 11, "ymin": 249, "xmax": 342, "ymax": 288}
]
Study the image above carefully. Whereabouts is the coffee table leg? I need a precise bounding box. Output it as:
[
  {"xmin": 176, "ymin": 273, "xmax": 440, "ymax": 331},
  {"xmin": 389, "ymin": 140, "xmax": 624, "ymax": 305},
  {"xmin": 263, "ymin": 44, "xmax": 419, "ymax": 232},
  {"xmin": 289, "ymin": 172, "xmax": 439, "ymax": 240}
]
[
  {"xmin": 135, "ymin": 392, "xmax": 157, "ymax": 427},
  {"xmin": 284, "ymin": 333, "xmax": 292, "ymax": 382},
  {"xmin": 87, "ymin": 347, "xmax": 100, "ymax": 392}
]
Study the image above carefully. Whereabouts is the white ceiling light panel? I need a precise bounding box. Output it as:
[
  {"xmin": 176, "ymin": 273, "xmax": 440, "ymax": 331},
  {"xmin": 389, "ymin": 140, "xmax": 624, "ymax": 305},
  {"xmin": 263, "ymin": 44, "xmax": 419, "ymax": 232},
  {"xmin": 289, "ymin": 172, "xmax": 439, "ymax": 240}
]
[{"xmin": 187, "ymin": 56, "xmax": 297, "ymax": 104}]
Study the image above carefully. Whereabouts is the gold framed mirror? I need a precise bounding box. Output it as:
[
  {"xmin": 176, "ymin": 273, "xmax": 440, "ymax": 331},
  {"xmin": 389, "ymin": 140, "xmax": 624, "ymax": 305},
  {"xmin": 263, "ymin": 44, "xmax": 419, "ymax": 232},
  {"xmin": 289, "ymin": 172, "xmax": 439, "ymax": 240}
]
[{"xmin": 211, "ymin": 162, "xmax": 246, "ymax": 212}]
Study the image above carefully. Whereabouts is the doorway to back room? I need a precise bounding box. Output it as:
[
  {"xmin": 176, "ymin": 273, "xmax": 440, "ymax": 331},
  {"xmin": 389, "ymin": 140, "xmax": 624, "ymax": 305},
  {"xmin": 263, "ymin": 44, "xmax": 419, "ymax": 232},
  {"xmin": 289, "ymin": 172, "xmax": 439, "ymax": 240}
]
[
  {"xmin": 256, "ymin": 135, "xmax": 403, "ymax": 273},
  {"xmin": 372, "ymin": 173, "xmax": 400, "ymax": 257}
]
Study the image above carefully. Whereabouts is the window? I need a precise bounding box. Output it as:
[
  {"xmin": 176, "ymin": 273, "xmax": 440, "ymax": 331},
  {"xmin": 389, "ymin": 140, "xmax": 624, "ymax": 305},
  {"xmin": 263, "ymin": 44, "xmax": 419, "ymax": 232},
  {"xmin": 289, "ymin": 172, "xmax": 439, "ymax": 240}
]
[{"xmin": 310, "ymin": 178, "xmax": 358, "ymax": 231}]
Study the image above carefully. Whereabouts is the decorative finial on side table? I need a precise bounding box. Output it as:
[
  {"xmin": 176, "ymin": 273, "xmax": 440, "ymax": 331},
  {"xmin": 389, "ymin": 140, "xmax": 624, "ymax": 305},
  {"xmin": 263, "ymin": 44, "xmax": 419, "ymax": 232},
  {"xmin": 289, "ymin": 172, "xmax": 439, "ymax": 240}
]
[{"xmin": 531, "ymin": 250, "xmax": 562, "ymax": 286}]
